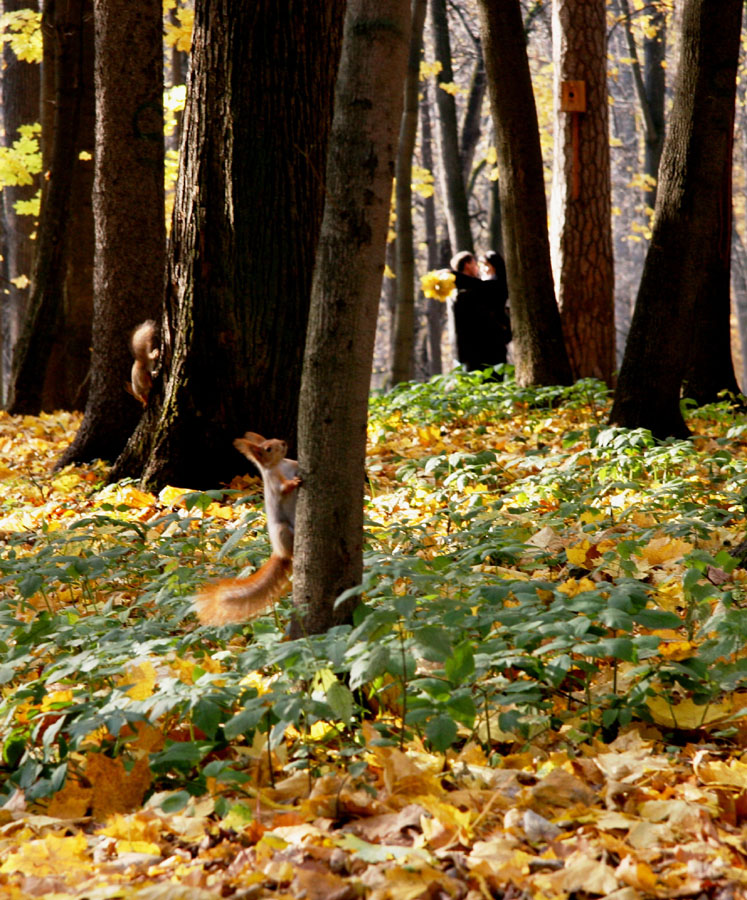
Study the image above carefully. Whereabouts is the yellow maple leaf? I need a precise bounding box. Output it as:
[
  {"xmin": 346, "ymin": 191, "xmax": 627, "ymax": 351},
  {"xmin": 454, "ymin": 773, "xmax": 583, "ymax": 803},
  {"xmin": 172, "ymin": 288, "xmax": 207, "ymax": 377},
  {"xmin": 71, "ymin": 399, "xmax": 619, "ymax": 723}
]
[
  {"xmin": 566, "ymin": 539, "xmax": 591, "ymax": 566},
  {"xmin": 118, "ymin": 660, "xmax": 157, "ymax": 700},
  {"xmin": 646, "ymin": 695, "xmax": 731, "ymax": 729},
  {"xmin": 638, "ymin": 535, "xmax": 693, "ymax": 566},
  {"xmin": 0, "ymin": 831, "xmax": 89, "ymax": 877}
]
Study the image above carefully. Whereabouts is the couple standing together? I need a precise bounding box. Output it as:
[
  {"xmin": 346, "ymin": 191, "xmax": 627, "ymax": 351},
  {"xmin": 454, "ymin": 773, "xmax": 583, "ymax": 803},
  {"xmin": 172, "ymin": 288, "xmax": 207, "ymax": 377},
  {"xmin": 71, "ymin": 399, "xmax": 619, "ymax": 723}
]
[{"xmin": 449, "ymin": 250, "xmax": 512, "ymax": 375}]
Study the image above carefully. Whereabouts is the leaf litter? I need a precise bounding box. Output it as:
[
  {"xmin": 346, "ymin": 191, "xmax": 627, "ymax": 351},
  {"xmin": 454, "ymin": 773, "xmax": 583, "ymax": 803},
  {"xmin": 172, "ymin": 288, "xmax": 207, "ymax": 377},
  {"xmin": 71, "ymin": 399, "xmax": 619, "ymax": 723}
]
[{"xmin": 1, "ymin": 376, "xmax": 747, "ymax": 897}]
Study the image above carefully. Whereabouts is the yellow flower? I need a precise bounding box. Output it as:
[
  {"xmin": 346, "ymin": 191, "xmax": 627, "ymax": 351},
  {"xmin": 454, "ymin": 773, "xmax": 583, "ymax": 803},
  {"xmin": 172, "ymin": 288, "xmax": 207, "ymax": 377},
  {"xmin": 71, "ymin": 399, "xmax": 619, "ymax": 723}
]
[{"xmin": 421, "ymin": 269, "xmax": 455, "ymax": 302}]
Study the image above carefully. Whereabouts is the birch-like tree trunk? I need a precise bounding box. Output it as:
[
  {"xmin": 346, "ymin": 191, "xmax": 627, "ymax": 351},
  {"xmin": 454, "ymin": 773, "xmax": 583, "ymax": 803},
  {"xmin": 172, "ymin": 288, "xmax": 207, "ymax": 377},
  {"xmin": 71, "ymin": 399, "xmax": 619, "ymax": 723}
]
[{"xmin": 293, "ymin": 0, "xmax": 410, "ymax": 635}]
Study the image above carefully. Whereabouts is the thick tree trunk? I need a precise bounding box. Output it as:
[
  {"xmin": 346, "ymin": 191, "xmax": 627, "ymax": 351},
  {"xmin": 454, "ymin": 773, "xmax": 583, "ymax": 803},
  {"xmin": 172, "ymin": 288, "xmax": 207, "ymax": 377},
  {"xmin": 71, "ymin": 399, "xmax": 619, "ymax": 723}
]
[
  {"xmin": 111, "ymin": 0, "xmax": 346, "ymax": 489},
  {"xmin": 57, "ymin": 0, "xmax": 164, "ymax": 466},
  {"xmin": 7, "ymin": 0, "xmax": 90, "ymax": 415},
  {"xmin": 293, "ymin": 0, "xmax": 410, "ymax": 635},
  {"xmin": 609, "ymin": 0, "xmax": 743, "ymax": 438},
  {"xmin": 1, "ymin": 0, "xmax": 40, "ymax": 402},
  {"xmin": 42, "ymin": 2, "xmax": 95, "ymax": 412},
  {"xmin": 390, "ymin": 0, "xmax": 427, "ymax": 386},
  {"xmin": 682, "ymin": 128, "xmax": 741, "ymax": 405},
  {"xmin": 476, "ymin": 0, "xmax": 572, "ymax": 387},
  {"xmin": 431, "ymin": 0, "xmax": 472, "ymax": 255},
  {"xmin": 550, "ymin": 0, "xmax": 615, "ymax": 384}
]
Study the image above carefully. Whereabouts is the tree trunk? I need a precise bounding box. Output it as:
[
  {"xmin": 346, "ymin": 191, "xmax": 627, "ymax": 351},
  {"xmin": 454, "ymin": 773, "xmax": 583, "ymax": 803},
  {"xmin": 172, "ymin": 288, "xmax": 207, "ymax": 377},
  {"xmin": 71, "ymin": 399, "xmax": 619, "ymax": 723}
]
[
  {"xmin": 390, "ymin": 0, "xmax": 427, "ymax": 386},
  {"xmin": 476, "ymin": 0, "xmax": 572, "ymax": 387},
  {"xmin": 431, "ymin": 0, "xmax": 472, "ymax": 255},
  {"xmin": 57, "ymin": 0, "xmax": 164, "ymax": 465},
  {"xmin": 617, "ymin": 0, "xmax": 666, "ymax": 210},
  {"xmin": 609, "ymin": 0, "xmax": 743, "ymax": 437},
  {"xmin": 293, "ymin": 0, "xmax": 410, "ymax": 636},
  {"xmin": 682, "ymin": 122, "xmax": 741, "ymax": 405},
  {"xmin": 1, "ymin": 0, "xmax": 40, "ymax": 403},
  {"xmin": 111, "ymin": 0, "xmax": 346, "ymax": 489},
  {"xmin": 643, "ymin": 4, "xmax": 666, "ymax": 209},
  {"xmin": 7, "ymin": 0, "xmax": 91, "ymax": 415},
  {"xmin": 421, "ymin": 83, "xmax": 444, "ymax": 376},
  {"xmin": 732, "ymin": 226, "xmax": 747, "ymax": 391},
  {"xmin": 459, "ymin": 50, "xmax": 486, "ymax": 189},
  {"xmin": 550, "ymin": 0, "xmax": 615, "ymax": 384},
  {"xmin": 42, "ymin": 0, "xmax": 95, "ymax": 412}
]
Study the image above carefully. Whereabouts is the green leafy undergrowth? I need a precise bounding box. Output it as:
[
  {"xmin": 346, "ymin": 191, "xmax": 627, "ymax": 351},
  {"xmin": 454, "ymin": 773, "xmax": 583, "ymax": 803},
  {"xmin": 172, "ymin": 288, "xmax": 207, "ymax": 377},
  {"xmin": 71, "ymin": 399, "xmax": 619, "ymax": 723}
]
[{"xmin": 2, "ymin": 374, "xmax": 747, "ymax": 813}]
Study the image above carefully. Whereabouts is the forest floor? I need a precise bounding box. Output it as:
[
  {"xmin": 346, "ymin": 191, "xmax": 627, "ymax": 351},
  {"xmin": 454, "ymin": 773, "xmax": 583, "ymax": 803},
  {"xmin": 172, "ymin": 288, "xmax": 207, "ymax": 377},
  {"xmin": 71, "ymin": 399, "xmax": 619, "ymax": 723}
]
[{"xmin": 2, "ymin": 373, "xmax": 747, "ymax": 899}]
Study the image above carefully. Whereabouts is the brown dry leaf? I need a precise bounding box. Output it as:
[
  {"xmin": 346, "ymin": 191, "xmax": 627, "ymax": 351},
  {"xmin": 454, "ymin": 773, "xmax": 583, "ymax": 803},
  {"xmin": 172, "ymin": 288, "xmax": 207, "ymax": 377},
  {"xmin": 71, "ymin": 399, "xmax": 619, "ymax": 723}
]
[
  {"xmin": 46, "ymin": 778, "xmax": 93, "ymax": 819},
  {"xmin": 528, "ymin": 767, "xmax": 598, "ymax": 810},
  {"xmin": 292, "ymin": 866, "xmax": 357, "ymax": 900},
  {"xmin": 85, "ymin": 754, "xmax": 152, "ymax": 819}
]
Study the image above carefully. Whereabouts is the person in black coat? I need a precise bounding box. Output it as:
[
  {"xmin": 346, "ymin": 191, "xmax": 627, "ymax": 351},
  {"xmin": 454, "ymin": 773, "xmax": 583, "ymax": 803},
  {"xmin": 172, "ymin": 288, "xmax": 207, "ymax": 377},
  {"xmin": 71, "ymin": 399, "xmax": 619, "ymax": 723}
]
[{"xmin": 449, "ymin": 250, "xmax": 511, "ymax": 373}]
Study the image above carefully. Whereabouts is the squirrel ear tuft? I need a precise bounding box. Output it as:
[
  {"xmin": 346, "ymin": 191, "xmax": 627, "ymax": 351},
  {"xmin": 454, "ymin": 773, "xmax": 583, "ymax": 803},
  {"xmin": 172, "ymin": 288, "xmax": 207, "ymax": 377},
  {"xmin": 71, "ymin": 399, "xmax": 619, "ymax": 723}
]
[{"xmin": 242, "ymin": 431, "xmax": 266, "ymax": 444}]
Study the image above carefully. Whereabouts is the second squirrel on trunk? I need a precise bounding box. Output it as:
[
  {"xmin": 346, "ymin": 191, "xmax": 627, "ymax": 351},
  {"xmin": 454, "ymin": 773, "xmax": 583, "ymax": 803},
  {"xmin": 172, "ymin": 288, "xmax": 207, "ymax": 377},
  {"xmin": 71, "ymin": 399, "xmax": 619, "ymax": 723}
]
[
  {"xmin": 126, "ymin": 320, "xmax": 159, "ymax": 406},
  {"xmin": 194, "ymin": 433, "xmax": 301, "ymax": 625}
]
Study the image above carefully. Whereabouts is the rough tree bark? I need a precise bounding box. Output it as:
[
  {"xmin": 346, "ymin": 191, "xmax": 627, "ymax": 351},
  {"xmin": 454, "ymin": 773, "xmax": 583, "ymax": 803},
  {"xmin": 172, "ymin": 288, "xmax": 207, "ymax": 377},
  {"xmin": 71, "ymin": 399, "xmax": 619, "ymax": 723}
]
[
  {"xmin": 293, "ymin": 0, "xmax": 410, "ymax": 635},
  {"xmin": 110, "ymin": 0, "xmax": 346, "ymax": 488},
  {"xmin": 57, "ymin": 0, "xmax": 164, "ymax": 466},
  {"xmin": 42, "ymin": 0, "xmax": 95, "ymax": 412},
  {"xmin": 609, "ymin": 0, "xmax": 743, "ymax": 437},
  {"xmin": 550, "ymin": 0, "xmax": 615, "ymax": 384},
  {"xmin": 476, "ymin": 0, "xmax": 572, "ymax": 387},
  {"xmin": 7, "ymin": 0, "xmax": 92, "ymax": 415}
]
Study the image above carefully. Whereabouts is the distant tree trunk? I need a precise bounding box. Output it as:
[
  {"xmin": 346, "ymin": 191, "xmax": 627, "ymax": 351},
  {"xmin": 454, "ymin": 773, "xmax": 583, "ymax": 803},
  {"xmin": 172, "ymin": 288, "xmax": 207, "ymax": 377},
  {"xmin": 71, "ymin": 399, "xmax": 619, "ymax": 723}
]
[
  {"xmin": 7, "ymin": 0, "xmax": 91, "ymax": 415},
  {"xmin": 431, "ymin": 0, "xmax": 472, "ymax": 254},
  {"xmin": 617, "ymin": 0, "xmax": 666, "ymax": 210},
  {"xmin": 476, "ymin": 0, "xmax": 572, "ymax": 387},
  {"xmin": 643, "ymin": 4, "xmax": 666, "ymax": 209},
  {"xmin": 42, "ymin": 0, "xmax": 95, "ymax": 412},
  {"xmin": 390, "ymin": 0, "xmax": 427, "ymax": 386},
  {"xmin": 421, "ymin": 84, "xmax": 444, "ymax": 376},
  {"xmin": 293, "ymin": 0, "xmax": 410, "ymax": 635},
  {"xmin": 732, "ymin": 226, "xmax": 747, "ymax": 390},
  {"xmin": 609, "ymin": 0, "xmax": 743, "ymax": 437},
  {"xmin": 57, "ymin": 0, "xmax": 164, "ymax": 466},
  {"xmin": 550, "ymin": 0, "xmax": 615, "ymax": 384},
  {"xmin": 111, "ymin": 0, "xmax": 346, "ymax": 489},
  {"xmin": 1, "ymin": 0, "xmax": 40, "ymax": 402},
  {"xmin": 168, "ymin": 4, "xmax": 189, "ymax": 153},
  {"xmin": 459, "ymin": 50, "xmax": 486, "ymax": 189}
]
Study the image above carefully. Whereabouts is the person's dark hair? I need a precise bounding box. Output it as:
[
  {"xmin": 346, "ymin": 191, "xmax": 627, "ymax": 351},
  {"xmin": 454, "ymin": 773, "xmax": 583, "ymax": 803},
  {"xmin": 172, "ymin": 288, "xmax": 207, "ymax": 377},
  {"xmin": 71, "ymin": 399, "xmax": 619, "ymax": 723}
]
[
  {"xmin": 483, "ymin": 250, "xmax": 502, "ymax": 270},
  {"xmin": 450, "ymin": 250, "xmax": 475, "ymax": 273}
]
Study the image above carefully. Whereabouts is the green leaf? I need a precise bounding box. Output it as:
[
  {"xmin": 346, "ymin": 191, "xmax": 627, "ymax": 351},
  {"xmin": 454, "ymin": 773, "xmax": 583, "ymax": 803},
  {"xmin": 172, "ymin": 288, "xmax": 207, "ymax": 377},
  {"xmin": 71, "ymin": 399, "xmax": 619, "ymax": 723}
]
[{"xmin": 425, "ymin": 714, "xmax": 457, "ymax": 751}]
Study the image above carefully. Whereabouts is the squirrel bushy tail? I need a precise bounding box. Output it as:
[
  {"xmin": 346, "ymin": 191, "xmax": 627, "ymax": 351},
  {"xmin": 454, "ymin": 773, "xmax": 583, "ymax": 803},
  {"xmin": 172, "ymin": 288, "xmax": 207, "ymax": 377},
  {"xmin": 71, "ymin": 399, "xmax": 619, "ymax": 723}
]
[{"xmin": 194, "ymin": 554, "xmax": 292, "ymax": 625}]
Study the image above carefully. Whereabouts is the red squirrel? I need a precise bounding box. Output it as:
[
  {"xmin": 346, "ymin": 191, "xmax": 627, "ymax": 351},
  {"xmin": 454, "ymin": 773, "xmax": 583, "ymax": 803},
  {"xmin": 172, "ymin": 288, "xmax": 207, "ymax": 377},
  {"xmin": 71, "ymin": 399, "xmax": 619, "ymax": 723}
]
[
  {"xmin": 126, "ymin": 320, "xmax": 159, "ymax": 406},
  {"xmin": 194, "ymin": 433, "xmax": 302, "ymax": 625}
]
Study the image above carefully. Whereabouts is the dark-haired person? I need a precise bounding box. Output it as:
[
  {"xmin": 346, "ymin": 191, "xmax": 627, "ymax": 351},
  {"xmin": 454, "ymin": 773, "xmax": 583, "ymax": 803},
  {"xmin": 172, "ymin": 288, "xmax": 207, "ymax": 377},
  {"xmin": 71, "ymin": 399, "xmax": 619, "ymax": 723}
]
[{"xmin": 448, "ymin": 250, "xmax": 511, "ymax": 374}]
